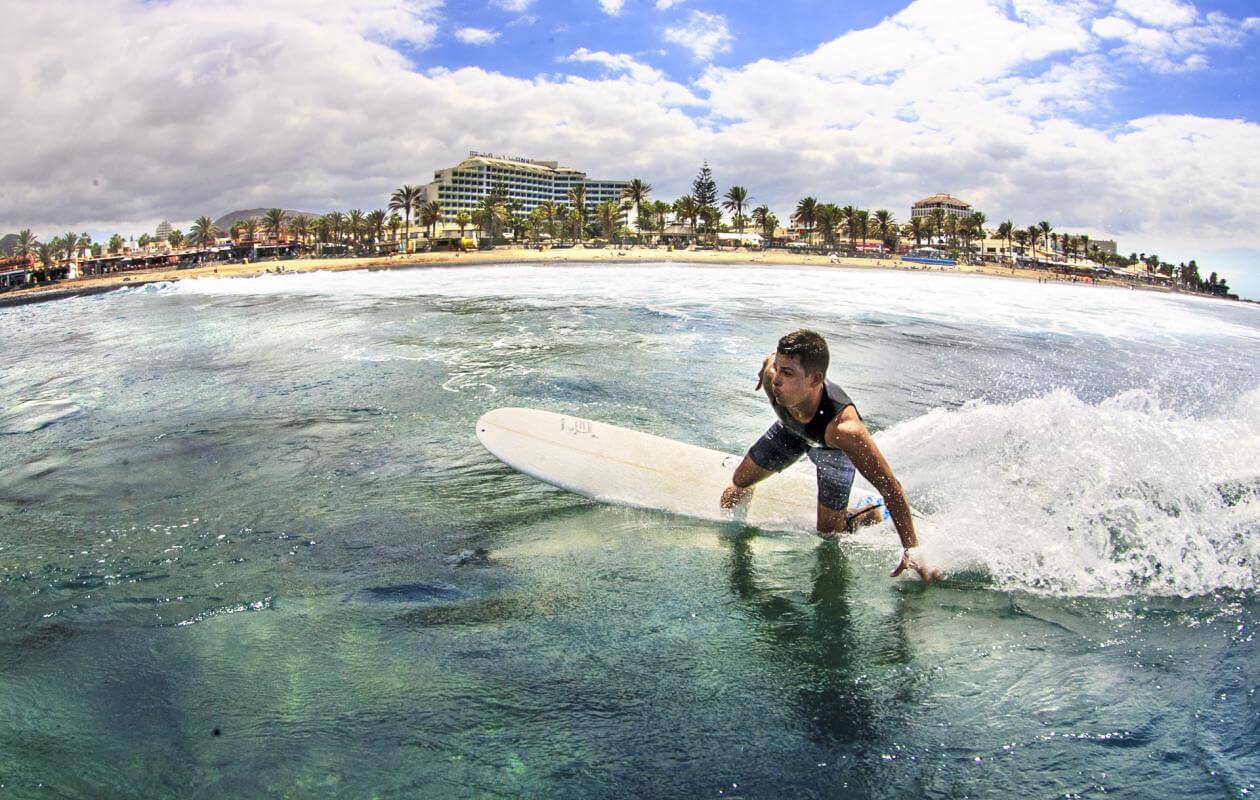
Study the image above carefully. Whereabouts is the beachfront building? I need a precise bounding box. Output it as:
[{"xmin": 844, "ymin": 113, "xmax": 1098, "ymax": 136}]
[
  {"xmin": 911, "ymin": 193, "xmax": 973, "ymax": 220},
  {"xmin": 419, "ymin": 152, "xmax": 632, "ymax": 228},
  {"xmin": 155, "ymin": 220, "xmax": 172, "ymax": 243}
]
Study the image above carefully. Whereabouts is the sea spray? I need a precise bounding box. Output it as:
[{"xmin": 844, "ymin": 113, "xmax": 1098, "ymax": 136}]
[{"xmin": 853, "ymin": 387, "xmax": 1260, "ymax": 597}]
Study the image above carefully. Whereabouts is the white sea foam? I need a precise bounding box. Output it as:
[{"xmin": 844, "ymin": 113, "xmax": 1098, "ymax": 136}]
[
  {"xmin": 850, "ymin": 387, "xmax": 1260, "ymax": 597},
  {"xmin": 163, "ymin": 264, "xmax": 1260, "ymax": 343}
]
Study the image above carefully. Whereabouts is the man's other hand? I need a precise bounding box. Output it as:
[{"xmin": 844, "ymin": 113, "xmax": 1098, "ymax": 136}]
[
  {"xmin": 891, "ymin": 547, "xmax": 942, "ymax": 583},
  {"xmin": 720, "ymin": 484, "xmax": 754, "ymax": 509}
]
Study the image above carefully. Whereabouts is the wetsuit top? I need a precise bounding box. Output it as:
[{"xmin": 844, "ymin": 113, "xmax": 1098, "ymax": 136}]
[{"xmin": 771, "ymin": 380, "xmax": 858, "ymax": 447}]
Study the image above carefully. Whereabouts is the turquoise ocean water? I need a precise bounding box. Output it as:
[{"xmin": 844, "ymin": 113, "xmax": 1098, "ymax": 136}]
[{"xmin": 0, "ymin": 264, "xmax": 1256, "ymax": 798}]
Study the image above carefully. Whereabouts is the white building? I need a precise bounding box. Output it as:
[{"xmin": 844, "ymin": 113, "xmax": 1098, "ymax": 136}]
[
  {"xmin": 911, "ymin": 193, "xmax": 973, "ymax": 220},
  {"xmin": 420, "ymin": 152, "xmax": 631, "ymax": 225}
]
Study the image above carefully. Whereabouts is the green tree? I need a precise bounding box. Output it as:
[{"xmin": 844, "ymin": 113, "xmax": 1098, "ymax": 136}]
[
  {"xmin": 621, "ymin": 179, "xmax": 653, "ymax": 242},
  {"xmin": 263, "ymin": 208, "xmax": 287, "ymax": 244},
  {"xmin": 815, "ymin": 203, "xmax": 841, "ymax": 250},
  {"xmin": 793, "ymin": 197, "xmax": 818, "ymax": 244},
  {"xmin": 107, "ymin": 234, "xmax": 124, "ymax": 255},
  {"xmin": 928, "ymin": 208, "xmax": 946, "ymax": 248},
  {"xmin": 567, "ymin": 184, "xmax": 587, "ymax": 241},
  {"xmin": 873, "ymin": 209, "xmax": 896, "ymax": 251},
  {"xmin": 673, "ymin": 195, "xmax": 699, "ymax": 240},
  {"xmin": 596, "ymin": 200, "xmax": 621, "ymax": 242},
  {"xmin": 1038, "ymin": 221, "xmax": 1054, "ymax": 258},
  {"xmin": 15, "ymin": 229, "xmax": 36, "ymax": 260},
  {"xmin": 388, "ymin": 184, "xmax": 423, "ymax": 254},
  {"xmin": 191, "ymin": 216, "xmax": 218, "ymax": 248},
  {"xmin": 419, "ymin": 200, "xmax": 443, "ymax": 241},
  {"xmin": 691, "ymin": 163, "xmax": 717, "ymax": 210},
  {"xmin": 477, "ymin": 188, "xmax": 508, "ymax": 249},
  {"xmin": 455, "ymin": 211, "xmax": 471, "ymax": 241},
  {"xmin": 366, "ymin": 210, "xmax": 386, "ymax": 252},
  {"xmin": 168, "ymin": 229, "xmax": 185, "ymax": 249},
  {"xmin": 751, "ymin": 205, "xmax": 776, "ymax": 241},
  {"xmin": 722, "ymin": 186, "xmax": 750, "ymax": 233},
  {"xmin": 996, "ymin": 220, "xmax": 1014, "ymax": 263},
  {"xmin": 387, "ymin": 213, "xmax": 402, "ymax": 249},
  {"xmin": 347, "ymin": 209, "xmax": 366, "ymax": 249}
]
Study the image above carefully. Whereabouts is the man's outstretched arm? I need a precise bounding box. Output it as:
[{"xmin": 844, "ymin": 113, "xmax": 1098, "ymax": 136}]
[{"xmin": 825, "ymin": 411, "xmax": 940, "ymax": 582}]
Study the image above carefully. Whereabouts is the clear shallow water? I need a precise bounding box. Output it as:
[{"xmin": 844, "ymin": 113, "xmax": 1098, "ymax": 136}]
[{"xmin": 0, "ymin": 263, "xmax": 1257, "ymax": 798}]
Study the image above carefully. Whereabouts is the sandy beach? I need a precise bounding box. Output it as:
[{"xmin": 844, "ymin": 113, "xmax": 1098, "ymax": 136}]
[{"xmin": 0, "ymin": 245, "xmax": 1133, "ymax": 306}]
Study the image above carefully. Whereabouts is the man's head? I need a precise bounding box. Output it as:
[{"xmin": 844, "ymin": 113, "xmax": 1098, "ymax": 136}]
[{"xmin": 771, "ymin": 329, "xmax": 829, "ymax": 407}]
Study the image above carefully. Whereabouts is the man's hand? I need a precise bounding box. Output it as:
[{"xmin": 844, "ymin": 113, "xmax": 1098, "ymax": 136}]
[
  {"xmin": 891, "ymin": 547, "xmax": 941, "ymax": 583},
  {"xmin": 754, "ymin": 354, "xmax": 775, "ymax": 392},
  {"xmin": 720, "ymin": 484, "xmax": 754, "ymax": 509}
]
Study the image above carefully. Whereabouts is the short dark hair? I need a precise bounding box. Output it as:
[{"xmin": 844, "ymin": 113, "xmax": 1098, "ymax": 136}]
[{"xmin": 777, "ymin": 329, "xmax": 829, "ymax": 377}]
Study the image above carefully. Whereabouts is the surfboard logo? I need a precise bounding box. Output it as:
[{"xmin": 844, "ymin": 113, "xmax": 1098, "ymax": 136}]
[{"xmin": 559, "ymin": 417, "xmax": 596, "ymax": 438}]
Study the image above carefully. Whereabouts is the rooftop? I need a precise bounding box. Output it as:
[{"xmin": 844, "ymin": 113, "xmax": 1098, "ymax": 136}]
[{"xmin": 913, "ymin": 193, "xmax": 972, "ymax": 208}]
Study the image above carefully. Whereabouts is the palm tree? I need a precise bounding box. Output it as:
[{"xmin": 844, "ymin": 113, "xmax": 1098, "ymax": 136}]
[
  {"xmin": 290, "ymin": 215, "xmax": 311, "ymax": 252},
  {"xmin": 567, "ymin": 184, "xmax": 587, "ymax": 240},
  {"xmin": 943, "ymin": 214, "xmax": 958, "ymax": 250},
  {"xmin": 873, "ymin": 209, "xmax": 896, "ymax": 252},
  {"xmin": 751, "ymin": 205, "xmax": 773, "ymax": 240},
  {"xmin": 168, "ymin": 229, "xmax": 185, "ymax": 249},
  {"xmin": 537, "ymin": 200, "xmax": 559, "ymax": 241},
  {"xmin": 673, "ymin": 195, "xmax": 699, "ymax": 241},
  {"xmin": 1078, "ymin": 234, "xmax": 1090, "ymax": 264},
  {"xmin": 191, "ymin": 216, "xmax": 218, "ymax": 248},
  {"xmin": 15, "ymin": 229, "xmax": 36, "ymax": 260},
  {"xmin": 855, "ymin": 209, "xmax": 870, "ymax": 254},
  {"xmin": 996, "ymin": 220, "xmax": 1014, "ymax": 263},
  {"xmin": 621, "ymin": 179, "xmax": 652, "ymax": 242},
  {"xmin": 815, "ymin": 204, "xmax": 840, "ymax": 250},
  {"xmin": 60, "ymin": 231, "xmax": 78, "ymax": 264},
  {"xmin": 722, "ymin": 186, "xmax": 750, "ymax": 233},
  {"xmin": 35, "ymin": 242, "xmax": 57, "ymax": 272},
  {"xmin": 263, "ymin": 208, "xmax": 286, "ymax": 244},
  {"xmin": 904, "ymin": 216, "xmax": 926, "ymax": 248},
  {"xmin": 366, "ymin": 210, "xmax": 386, "ymax": 253},
  {"xmin": 1026, "ymin": 225, "xmax": 1041, "ymax": 259},
  {"xmin": 477, "ymin": 189, "xmax": 507, "ymax": 249},
  {"xmin": 107, "ymin": 234, "xmax": 124, "ymax": 255},
  {"xmin": 838, "ymin": 206, "xmax": 858, "ymax": 254},
  {"xmin": 596, "ymin": 200, "xmax": 621, "ymax": 242},
  {"xmin": 387, "ymin": 213, "xmax": 402, "ymax": 250},
  {"xmin": 419, "ymin": 200, "xmax": 443, "ymax": 242},
  {"xmin": 326, "ymin": 212, "xmax": 346, "ymax": 245},
  {"xmin": 793, "ymin": 197, "xmax": 817, "ymax": 244},
  {"xmin": 388, "ymin": 184, "xmax": 423, "ymax": 254},
  {"xmin": 1038, "ymin": 221, "xmax": 1053, "ymax": 259},
  {"xmin": 455, "ymin": 211, "xmax": 472, "ymax": 242},
  {"xmin": 241, "ymin": 217, "xmax": 260, "ymax": 249},
  {"xmin": 928, "ymin": 208, "xmax": 946, "ymax": 247}
]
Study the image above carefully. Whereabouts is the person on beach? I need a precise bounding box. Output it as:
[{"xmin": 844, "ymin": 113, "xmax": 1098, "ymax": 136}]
[{"xmin": 720, "ymin": 329, "xmax": 940, "ymax": 582}]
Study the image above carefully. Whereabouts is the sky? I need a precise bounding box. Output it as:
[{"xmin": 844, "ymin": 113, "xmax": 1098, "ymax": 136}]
[{"xmin": 4, "ymin": 0, "xmax": 1260, "ymax": 299}]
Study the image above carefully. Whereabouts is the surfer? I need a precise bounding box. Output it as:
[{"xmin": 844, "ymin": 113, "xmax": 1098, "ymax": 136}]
[{"xmin": 720, "ymin": 329, "xmax": 940, "ymax": 582}]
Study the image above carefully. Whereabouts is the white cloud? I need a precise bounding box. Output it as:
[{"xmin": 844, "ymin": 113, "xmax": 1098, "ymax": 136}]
[
  {"xmin": 493, "ymin": 0, "xmax": 534, "ymax": 10},
  {"xmin": 656, "ymin": 0, "xmax": 684, "ymax": 8},
  {"xmin": 598, "ymin": 0, "xmax": 625, "ymax": 15},
  {"xmin": 3, "ymin": 0, "xmax": 1260, "ymax": 294},
  {"xmin": 1114, "ymin": 0, "xmax": 1196, "ymax": 29},
  {"xmin": 663, "ymin": 10, "xmax": 733, "ymax": 61},
  {"xmin": 1092, "ymin": 7, "xmax": 1244, "ymax": 72},
  {"xmin": 455, "ymin": 26, "xmax": 500, "ymax": 45}
]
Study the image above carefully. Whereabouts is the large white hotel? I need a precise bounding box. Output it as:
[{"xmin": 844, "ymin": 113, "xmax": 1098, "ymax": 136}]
[{"xmin": 421, "ymin": 152, "xmax": 631, "ymax": 224}]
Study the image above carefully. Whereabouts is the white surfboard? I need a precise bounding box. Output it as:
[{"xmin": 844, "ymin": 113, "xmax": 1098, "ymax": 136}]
[{"xmin": 475, "ymin": 407, "xmax": 882, "ymax": 533}]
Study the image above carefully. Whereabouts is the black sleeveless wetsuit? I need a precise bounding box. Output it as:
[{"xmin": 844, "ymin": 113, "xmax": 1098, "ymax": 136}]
[{"xmin": 748, "ymin": 381, "xmax": 861, "ymax": 511}]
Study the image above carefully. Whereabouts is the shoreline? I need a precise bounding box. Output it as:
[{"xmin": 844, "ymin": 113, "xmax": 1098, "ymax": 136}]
[{"xmin": 0, "ymin": 246, "xmax": 1189, "ymax": 308}]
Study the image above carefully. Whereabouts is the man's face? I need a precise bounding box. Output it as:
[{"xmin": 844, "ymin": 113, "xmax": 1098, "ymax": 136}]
[{"xmin": 771, "ymin": 353, "xmax": 821, "ymax": 407}]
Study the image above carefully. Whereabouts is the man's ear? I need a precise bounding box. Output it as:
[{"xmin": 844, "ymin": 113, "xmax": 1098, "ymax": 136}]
[{"xmin": 809, "ymin": 372, "xmax": 824, "ymax": 388}]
